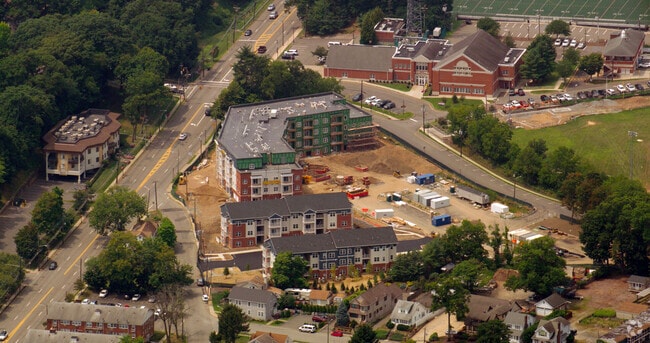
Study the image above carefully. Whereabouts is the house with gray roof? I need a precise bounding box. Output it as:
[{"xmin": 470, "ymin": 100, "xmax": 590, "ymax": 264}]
[
  {"xmin": 45, "ymin": 302, "xmax": 154, "ymax": 341},
  {"xmin": 216, "ymin": 92, "xmax": 377, "ymax": 203},
  {"xmin": 24, "ymin": 329, "xmax": 123, "ymax": 343},
  {"xmin": 349, "ymin": 283, "xmax": 403, "ymax": 324},
  {"xmin": 464, "ymin": 294, "xmax": 513, "ymax": 335},
  {"xmin": 263, "ymin": 226, "xmax": 397, "ymax": 280},
  {"xmin": 627, "ymin": 275, "xmax": 650, "ymax": 293},
  {"xmin": 220, "ymin": 192, "xmax": 353, "ymax": 248},
  {"xmin": 534, "ymin": 293, "xmax": 570, "ymax": 316},
  {"xmin": 390, "ymin": 299, "xmax": 434, "ymax": 327},
  {"xmin": 324, "ymin": 30, "xmax": 525, "ymax": 98},
  {"xmin": 532, "ymin": 317, "xmax": 572, "ymax": 343},
  {"xmin": 504, "ymin": 311, "xmax": 537, "ymax": 343},
  {"xmin": 228, "ymin": 286, "xmax": 278, "ymax": 321},
  {"xmin": 603, "ymin": 29, "xmax": 645, "ymax": 76}
]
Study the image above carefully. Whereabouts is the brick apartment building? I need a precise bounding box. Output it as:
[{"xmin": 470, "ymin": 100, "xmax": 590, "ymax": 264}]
[
  {"xmin": 263, "ymin": 226, "xmax": 397, "ymax": 280},
  {"xmin": 46, "ymin": 302, "xmax": 154, "ymax": 341},
  {"xmin": 215, "ymin": 92, "xmax": 377, "ymax": 202},
  {"xmin": 325, "ymin": 30, "xmax": 526, "ymax": 98},
  {"xmin": 43, "ymin": 109, "xmax": 121, "ymax": 183},
  {"xmin": 220, "ymin": 192, "xmax": 352, "ymax": 248}
]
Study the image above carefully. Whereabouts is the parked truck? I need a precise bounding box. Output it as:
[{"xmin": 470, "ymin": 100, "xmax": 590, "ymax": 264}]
[{"xmin": 455, "ymin": 185, "xmax": 490, "ymax": 205}]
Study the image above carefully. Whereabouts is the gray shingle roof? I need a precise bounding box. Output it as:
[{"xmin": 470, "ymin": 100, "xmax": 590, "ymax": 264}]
[
  {"xmin": 352, "ymin": 283, "xmax": 402, "ymax": 306},
  {"xmin": 326, "ymin": 44, "xmax": 395, "ymax": 71},
  {"xmin": 435, "ymin": 30, "xmax": 508, "ymax": 72},
  {"xmin": 264, "ymin": 226, "xmax": 396, "ymax": 254},
  {"xmin": 539, "ymin": 293, "xmax": 569, "ymax": 309},
  {"xmin": 391, "ymin": 300, "xmax": 417, "ymax": 321},
  {"xmin": 25, "ymin": 329, "xmax": 122, "ymax": 343},
  {"xmin": 229, "ymin": 286, "xmax": 277, "ymax": 304},
  {"xmin": 504, "ymin": 311, "xmax": 536, "ymax": 328},
  {"xmin": 604, "ymin": 29, "xmax": 645, "ymax": 57},
  {"xmin": 221, "ymin": 193, "xmax": 351, "ymax": 220},
  {"xmin": 466, "ymin": 294, "xmax": 512, "ymax": 321},
  {"xmin": 47, "ymin": 302, "xmax": 152, "ymax": 325},
  {"xmin": 628, "ymin": 274, "xmax": 650, "ymax": 284}
]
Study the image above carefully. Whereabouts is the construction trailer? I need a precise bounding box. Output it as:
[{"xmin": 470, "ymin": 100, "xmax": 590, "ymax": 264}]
[
  {"xmin": 422, "ymin": 193, "xmax": 441, "ymax": 207},
  {"xmin": 432, "ymin": 214, "xmax": 452, "ymax": 226},
  {"xmin": 415, "ymin": 173, "xmax": 435, "ymax": 185},
  {"xmin": 373, "ymin": 209, "xmax": 395, "ymax": 219},
  {"xmin": 490, "ymin": 202, "xmax": 509, "ymax": 214},
  {"xmin": 455, "ymin": 185, "xmax": 490, "ymax": 205},
  {"xmin": 430, "ymin": 196, "xmax": 450, "ymax": 209}
]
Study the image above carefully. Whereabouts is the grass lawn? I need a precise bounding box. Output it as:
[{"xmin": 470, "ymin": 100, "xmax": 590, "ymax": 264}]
[
  {"xmin": 424, "ymin": 97, "xmax": 484, "ymax": 111},
  {"xmin": 351, "ymin": 101, "xmax": 414, "ymax": 120},
  {"xmin": 512, "ymin": 107, "xmax": 650, "ymax": 187},
  {"xmin": 374, "ymin": 82, "xmax": 413, "ymax": 92}
]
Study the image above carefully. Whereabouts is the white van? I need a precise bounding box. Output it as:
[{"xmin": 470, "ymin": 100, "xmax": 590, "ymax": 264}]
[
  {"xmin": 298, "ymin": 324, "xmax": 316, "ymax": 333},
  {"xmin": 327, "ymin": 41, "xmax": 341, "ymax": 47}
]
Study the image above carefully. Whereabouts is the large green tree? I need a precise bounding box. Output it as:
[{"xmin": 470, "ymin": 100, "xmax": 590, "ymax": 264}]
[
  {"xmin": 216, "ymin": 304, "xmax": 248, "ymax": 343},
  {"xmin": 578, "ymin": 53, "xmax": 604, "ymax": 80},
  {"xmin": 443, "ymin": 220, "xmax": 489, "ymax": 263},
  {"xmin": 519, "ymin": 35, "xmax": 556, "ymax": 84},
  {"xmin": 539, "ymin": 146, "xmax": 582, "ymax": 190},
  {"xmin": 350, "ymin": 323, "xmax": 377, "ymax": 343},
  {"xmin": 505, "ymin": 236, "xmax": 568, "ymax": 296},
  {"xmin": 271, "ymin": 251, "xmax": 309, "ymax": 289},
  {"xmin": 88, "ymin": 186, "xmax": 147, "ymax": 235},
  {"xmin": 512, "ymin": 139, "xmax": 547, "ymax": 185},
  {"xmin": 451, "ymin": 259, "xmax": 490, "ymax": 293},
  {"xmin": 157, "ymin": 217, "xmax": 177, "ymax": 248},
  {"xmin": 360, "ymin": 7, "xmax": 384, "ymax": 45},
  {"xmin": 387, "ymin": 251, "xmax": 423, "ymax": 282},
  {"xmin": 477, "ymin": 17, "xmax": 500, "ymax": 38},
  {"xmin": 14, "ymin": 223, "xmax": 40, "ymax": 260},
  {"xmin": 31, "ymin": 187, "xmax": 67, "ymax": 236},
  {"xmin": 556, "ymin": 59, "xmax": 576, "ymax": 85},
  {"xmin": 476, "ymin": 320, "xmax": 510, "ymax": 343},
  {"xmin": 544, "ymin": 20, "xmax": 571, "ymax": 38},
  {"xmin": 430, "ymin": 276, "xmax": 470, "ymax": 336}
]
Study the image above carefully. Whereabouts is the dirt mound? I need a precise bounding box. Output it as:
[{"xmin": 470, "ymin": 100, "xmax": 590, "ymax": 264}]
[{"xmin": 492, "ymin": 268, "xmax": 520, "ymax": 282}]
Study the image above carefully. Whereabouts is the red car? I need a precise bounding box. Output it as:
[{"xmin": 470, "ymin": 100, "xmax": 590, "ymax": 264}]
[
  {"xmin": 312, "ymin": 314, "xmax": 328, "ymax": 322},
  {"xmin": 331, "ymin": 330, "xmax": 343, "ymax": 337}
]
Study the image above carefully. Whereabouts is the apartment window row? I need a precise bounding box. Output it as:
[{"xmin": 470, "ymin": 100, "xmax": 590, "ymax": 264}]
[{"xmin": 454, "ymin": 66, "xmax": 472, "ymax": 76}]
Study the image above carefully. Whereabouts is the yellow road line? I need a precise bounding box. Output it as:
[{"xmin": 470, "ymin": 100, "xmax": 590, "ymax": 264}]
[
  {"xmin": 64, "ymin": 233, "xmax": 99, "ymax": 276},
  {"xmin": 255, "ymin": 8, "xmax": 298, "ymax": 47},
  {"xmin": 8, "ymin": 287, "xmax": 53, "ymax": 341}
]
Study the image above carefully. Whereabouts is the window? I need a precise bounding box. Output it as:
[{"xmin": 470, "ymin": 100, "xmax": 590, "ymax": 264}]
[
  {"xmin": 293, "ymin": 224, "xmax": 299, "ymax": 229},
  {"xmin": 72, "ymin": 321, "xmax": 81, "ymax": 326},
  {"xmin": 249, "ymin": 163, "xmax": 256, "ymax": 169},
  {"xmin": 247, "ymin": 230, "xmax": 253, "ymax": 236},
  {"xmin": 323, "ymin": 137, "xmax": 329, "ymax": 143},
  {"xmin": 313, "ymin": 263, "xmax": 318, "ymax": 268},
  {"xmin": 416, "ymin": 62, "xmax": 427, "ymax": 71},
  {"xmin": 242, "ymin": 179, "xmax": 248, "ymax": 184},
  {"xmin": 328, "ymin": 252, "xmax": 335, "ymax": 258},
  {"xmin": 369, "ymin": 73, "xmax": 376, "ymax": 80},
  {"xmin": 441, "ymin": 86, "xmax": 452, "ymax": 93},
  {"xmin": 453, "ymin": 61, "xmax": 472, "ymax": 76},
  {"xmin": 342, "ymin": 72, "xmax": 348, "ymax": 78},
  {"xmin": 341, "ymin": 221, "xmax": 347, "ymax": 226},
  {"xmin": 502, "ymin": 70, "xmax": 509, "ymax": 75},
  {"xmin": 374, "ymin": 257, "xmax": 380, "ymax": 262},
  {"xmin": 473, "ymin": 89, "xmax": 484, "ymax": 94},
  {"xmin": 235, "ymin": 231, "xmax": 242, "ymax": 237},
  {"xmin": 322, "ymin": 117, "xmax": 329, "ymax": 124}
]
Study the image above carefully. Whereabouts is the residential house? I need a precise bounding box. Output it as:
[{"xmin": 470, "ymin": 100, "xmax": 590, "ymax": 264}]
[
  {"xmin": 263, "ymin": 227, "xmax": 398, "ymax": 280},
  {"xmin": 220, "ymin": 192, "xmax": 353, "ymax": 248},
  {"xmin": 603, "ymin": 29, "xmax": 645, "ymax": 76},
  {"xmin": 333, "ymin": 292, "xmax": 347, "ymax": 305},
  {"xmin": 309, "ymin": 290, "xmax": 332, "ymax": 306},
  {"xmin": 236, "ymin": 275, "xmax": 267, "ymax": 290},
  {"xmin": 627, "ymin": 275, "xmax": 650, "ymax": 293},
  {"xmin": 228, "ymin": 286, "xmax": 278, "ymax": 321},
  {"xmin": 216, "ymin": 92, "xmax": 377, "ymax": 202},
  {"xmin": 535, "ymin": 293, "xmax": 570, "ymax": 317},
  {"xmin": 43, "ymin": 109, "xmax": 121, "ymax": 183},
  {"xmin": 464, "ymin": 295, "xmax": 512, "ymax": 335},
  {"xmin": 45, "ymin": 302, "xmax": 154, "ymax": 341},
  {"xmin": 348, "ymin": 283, "xmax": 402, "ymax": 324},
  {"xmin": 249, "ymin": 331, "xmax": 292, "ymax": 343},
  {"xmin": 532, "ymin": 317, "xmax": 572, "ymax": 343},
  {"xmin": 324, "ymin": 30, "xmax": 526, "ymax": 98},
  {"xmin": 390, "ymin": 299, "xmax": 434, "ymax": 327},
  {"xmin": 132, "ymin": 220, "xmax": 157, "ymax": 242},
  {"xmin": 24, "ymin": 329, "xmax": 122, "ymax": 343},
  {"xmin": 600, "ymin": 309, "xmax": 650, "ymax": 342},
  {"xmin": 504, "ymin": 311, "xmax": 537, "ymax": 343}
]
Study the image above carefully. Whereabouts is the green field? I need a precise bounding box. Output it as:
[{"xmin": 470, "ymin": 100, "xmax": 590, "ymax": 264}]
[
  {"xmin": 454, "ymin": 0, "xmax": 650, "ymax": 25},
  {"xmin": 512, "ymin": 107, "xmax": 650, "ymax": 187}
]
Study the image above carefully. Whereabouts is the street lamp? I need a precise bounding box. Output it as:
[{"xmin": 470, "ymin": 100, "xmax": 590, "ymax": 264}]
[
  {"xmin": 628, "ymin": 131, "xmax": 638, "ymax": 179},
  {"xmin": 513, "ymin": 174, "xmax": 518, "ymax": 200},
  {"xmin": 536, "ymin": 9, "xmax": 543, "ymax": 35}
]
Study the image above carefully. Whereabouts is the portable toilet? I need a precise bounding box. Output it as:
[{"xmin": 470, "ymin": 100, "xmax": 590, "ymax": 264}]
[
  {"xmin": 450, "ymin": 186, "xmax": 456, "ymax": 193},
  {"xmin": 432, "ymin": 214, "xmax": 452, "ymax": 226}
]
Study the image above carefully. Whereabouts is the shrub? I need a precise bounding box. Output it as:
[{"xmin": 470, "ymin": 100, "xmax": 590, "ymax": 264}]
[
  {"xmin": 390, "ymin": 332, "xmax": 405, "ymax": 341},
  {"xmin": 593, "ymin": 308, "xmax": 616, "ymax": 318},
  {"xmin": 386, "ymin": 321, "xmax": 395, "ymax": 329},
  {"xmin": 396, "ymin": 324, "xmax": 412, "ymax": 331},
  {"xmin": 452, "ymin": 94, "xmax": 459, "ymax": 103},
  {"xmin": 428, "ymin": 332, "xmax": 439, "ymax": 341}
]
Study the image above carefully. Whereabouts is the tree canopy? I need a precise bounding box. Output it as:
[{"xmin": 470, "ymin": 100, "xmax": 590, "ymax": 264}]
[
  {"xmin": 476, "ymin": 320, "xmax": 510, "ymax": 343},
  {"xmin": 350, "ymin": 323, "xmax": 377, "ymax": 343},
  {"xmin": 88, "ymin": 186, "xmax": 147, "ymax": 235},
  {"xmin": 216, "ymin": 304, "xmax": 249, "ymax": 343},
  {"xmin": 579, "ymin": 53, "xmax": 604, "ymax": 79},
  {"xmin": 271, "ymin": 251, "xmax": 309, "ymax": 289},
  {"xmin": 505, "ymin": 236, "xmax": 568, "ymax": 296},
  {"xmin": 519, "ymin": 35, "xmax": 556, "ymax": 84},
  {"xmin": 477, "ymin": 17, "xmax": 500, "ymax": 38},
  {"xmin": 545, "ymin": 20, "xmax": 571, "ymax": 37}
]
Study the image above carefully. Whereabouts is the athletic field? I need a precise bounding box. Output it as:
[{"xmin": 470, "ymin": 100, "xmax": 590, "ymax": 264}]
[{"xmin": 454, "ymin": 0, "xmax": 650, "ymax": 25}]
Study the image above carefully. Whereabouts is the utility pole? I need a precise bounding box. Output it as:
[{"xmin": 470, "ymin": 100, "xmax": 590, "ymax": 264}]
[
  {"xmin": 421, "ymin": 104, "xmax": 425, "ymax": 131},
  {"xmin": 628, "ymin": 131, "xmax": 638, "ymax": 179},
  {"xmin": 154, "ymin": 181, "xmax": 158, "ymax": 212}
]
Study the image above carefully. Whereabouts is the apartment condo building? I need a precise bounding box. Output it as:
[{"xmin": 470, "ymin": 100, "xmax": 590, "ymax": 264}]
[
  {"xmin": 220, "ymin": 192, "xmax": 353, "ymax": 248},
  {"xmin": 43, "ymin": 109, "xmax": 121, "ymax": 183},
  {"xmin": 216, "ymin": 92, "xmax": 377, "ymax": 202}
]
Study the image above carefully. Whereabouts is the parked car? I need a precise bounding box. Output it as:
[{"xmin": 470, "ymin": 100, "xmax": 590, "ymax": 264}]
[
  {"xmin": 502, "ymin": 102, "xmax": 514, "ymax": 110},
  {"xmin": 81, "ymin": 298, "xmax": 90, "ymax": 304},
  {"xmin": 244, "ymin": 29, "xmax": 252, "ymax": 36},
  {"xmin": 598, "ymin": 89, "xmax": 607, "ymax": 97},
  {"xmin": 556, "ymin": 93, "xmax": 567, "ymax": 101},
  {"xmin": 584, "ymin": 90, "xmax": 593, "ymax": 98},
  {"xmin": 549, "ymin": 95, "xmax": 559, "ymax": 103},
  {"xmin": 638, "ymin": 61, "xmax": 650, "ymax": 68},
  {"xmin": 364, "ymin": 96, "xmax": 377, "ymax": 105},
  {"xmin": 281, "ymin": 52, "xmax": 295, "ymax": 60},
  {"xmin": 371, "ymin": 98, "xmax": 383, "ymax": 106},
  {"xmin": 286, "ymin": 49, "xmax": 298, "ymax": 56},
  {"xmin": 377, "ymin": 99, "xmax": 390, "ymax": 107},
  {"xmin": 606, "ymin": 88, "xmax": 617, "ymax": 96},
  {"xmin": 197, "ymin": 278, "xmax": 205, "ymax": 287},
  {"xmin": 561, "ymin": 38, "xmax": 570, "ymax": 47},
  {"xmin": 299, "ymin": 324, "xmax": 317, "ymax": 333},
  {"xmin": 257, "ymin": 46, "xmax": 267, "ymax": 54},
  {"xmin": 383, "ymin": 101, "xmax": 396, "ymax": 109},
  {"xmin": 99, "ymin": 289, "xmax": 108, "ymax": 298},
  {"xmin": 267, "ymin": 4, "xmax": 275, "ymax": 11},
  {"xmin": 312, "ymin": 314, "xmax": 328, "ymax": 322},
  {"xmin": 569, "ymin": 39, "xmax": 577, "ymax": 48},
  {"xmin": 202, "ymin": 294, "xmax": 209, "ymax": 303},
  {"xmin": 269, "ymin": 11, "xmax": 278, "ymax": 19},
  {"xmin": 563, "ymin": 93, "xmax": 574, "ymax": 101},
  {"xmin": 331, "ymin": 330, "xmax": 344, "ymax": 337},
  {"xmin": 132, "ymin": 294, "xmax": 141, "ymax": 301},
  {"xmin": 554, "ymin": 38, "xmax": 562, "ymax": 46},
  {"xmin": 517, "ymin": 88, "xmax": 525, "ymax": 96},
  {"xmin": 591, "ymin": 90, "xmax": 600, "ymax": 98},
  {"xmin": 616, "ymin": 84, "xmax": 626, "ymax": 93},
  {"xmin": 510, "ymin": 100, "xmax": 522, "ymax": 109},
  {"xmin": 48, "ymin": 261, "xmax": 58, "ymax": 270},
  {"xmin": 577, "ymin": 42, "xmax": 586, "ymax": 49},
  {"xmin": 352, "ymin": 93, "xmax": 363, "ymax": 102},
  {"xmin": 635, "ymin": 84, "xmax": 645, "ymax": 90},
  {"xmin": 540, "ymin": 94, "xmax": 549, "ymax": 102},
  {"xmin": 576, "ymin": 91, "xmax": 587, "ymax": 99},
  {"xmin": 0, "ymin": 330, "xmax": 7, "ymax": 341},
  {"xmin": 527, "ymin": 98, "xmax": 535, "ymax": 105},
  {"xmin": 625, "ymin": 83, "xmax": 636, "ymax": 92},
  {"xmin": 178, "ymin": 133, "xmax": 188, "ymax": 141},
  {"xmin": 148, "ymin": 296, "xmax": 156, "ymax": 303},
  {"xmin": 508, "ymin": 88, "xmax": 516, "ymax": 96}
]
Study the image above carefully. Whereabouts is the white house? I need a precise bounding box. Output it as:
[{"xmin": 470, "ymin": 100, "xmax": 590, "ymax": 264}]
[
  {"xmin": 535, "ymin": 293, "xmax": 570, "ymax": 317},
  {"xmin": 532, "ymin": 317, "xmax": 572, "ymax": 343},
  {"xmin": 390, "ymin": 299, "xmax": 434, "ymax": 327}
]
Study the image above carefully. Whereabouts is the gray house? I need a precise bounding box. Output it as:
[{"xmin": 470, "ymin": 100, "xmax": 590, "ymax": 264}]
[
  {"xmin": 627, "ymin": 275, "xmax": 650, "ymax": 293},
  {"xmin": 228, "ymin": 286, "xmax": 278, "ymax": 321},
  {"xmin": 390, "ymin": 299, "xmax": 434, "ymax": 327},
  {"xmin": 534, "ymin": 293, "xmax": 570, "ymax": 317},
  {"xmin": 532, "ymin": 317, "xmax": 572, "ymax": 343},
  {"xmin": 504, "ymin": 311, "xmax": 537, "ymax": 343}
]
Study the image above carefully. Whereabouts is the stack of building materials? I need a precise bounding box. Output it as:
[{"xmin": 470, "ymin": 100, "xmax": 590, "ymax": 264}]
[
  {"xmin": 507, "ymin": 229, "xmax": 545, "ymax": 244},
  {"xmin": 490, "ymin": 202, "xmax": 509, "ymax": 214},
  {"xmin": 406, "ymin": 175, "xmax": 417, "ymax": 184}
]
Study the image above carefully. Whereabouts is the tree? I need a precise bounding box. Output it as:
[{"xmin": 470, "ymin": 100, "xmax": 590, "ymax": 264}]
[
  {"xmin": 488, "ymin": 224, "xmax": 505, "ymax": 269},
  {"xmin": 31, "ymin": 187, "xmax": 67, "ymax": 236},
  {"xmin": 157, "ymin": 217, "xmax": 176, "ymax": 247},
  {"xmin": 271, "ymin": 252, "xmax": 309, "ymax": 289},
  {"xmin": 217, "ymin": 304, "xmax": 248, "ymax": 343},
  {"xmin": 563, "ymin": 47, "xmax": 581, "ymax": 67},
  {"xmin": 451, "ymin": 259, "xmax": 489, "ymax": 293},
  {"xmin": 545, "ymin": 20, "xmax": 571, "ymax": 38},
  {"xmin": 519, "ymin": 35, "xmax": 556, "ymax": 84},
  {"xmin": 360, "ymin": 7, "xmax": 384, "ymax": 45},
  {"xmin": 466, "ymin": 115, "xmax": 514, "ymax": 165},
  {"xmin": 430, "ymin": 276, "xmax": 470, "ymax": 336},
  {"xmin": 336, "ymin": 299, "xmax": 350, "ymax": 327},
  {"xmin": 505, "ymin": 236, "xmax": 568, "ymax": 296},
  {"xmin": 503, "ymin": 33, "xmax": 516, "ymax": 48},
  {"xmin": 539, "ymin": 146, "xmax": 581, "ymax": 190},
  {"xmin": 350, "ymin": 323, "xmax": 377, "ymax": 343},
  {"xmin": 443, "ymin": 220, "xmax": 489, "ymax": 263},
  {"xmin": 556, "ymin": 59, "xmax": 576, "ymax": 85},
  {"xmin": 387, "ymin": 251, "xmax": 423, "ymax": 282},
  {"xmin": 277, "ymin": 293, "xmax": 296, "ymax": 310},
  {"xmin": 14, "ymin": 223, "xmax": 39, "ymax": 260},
  {"xmin": 223, "ymin": 266, "xmax": 230, "ymax": 278},
  {"xmin": 311, "ymin": 46, "xmax": 328, "ymax": 58},
  {"xmin": 513, "ymin": 139, "xmax": 547, "ymax": 185},
  {"xmin": 88, "ymin": 186, "xmax": 147, "ymax": 235},
  {"xmin": 120, "ymin": 336, "xmax": 145, "ymax": 343},
  {"xmin": 476, "ymin": 320, "xmax": 510, "ymax": 343},
  {"xmin": 303, "ymin": 0, "xmax": 346, "ymax": 36},
  {"xmin": 477, "ymin": 17, "xmax": 500, "ymax": 38},
  {"xmin": 578, "ymin": 53, "xmax": 604, "ymax": 80}
]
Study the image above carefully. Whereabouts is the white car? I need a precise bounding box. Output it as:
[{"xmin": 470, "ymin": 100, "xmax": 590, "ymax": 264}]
[
  {"xmin": 178, "ymin": 132, "xmax": 188, "ymax": 141},
  {"xmin": 81, "ymin": 298, "xmax": 90, "ymax": 304},
  {"xmin": 132, "ymin": 294, "xmax": 141, "ymax": 301},
  {"xmin": 285, "ymin": 49, "xmax": 298, "ymax": 56},
  {"xmin": 363, "ymin": 96, "xmax": 377, "ymax": 105},
  {"xmin": 626, "ymin": 83, "xmax": 636, "ymax": 92},
  {"xmin": 556, "ymin": 93, "xmax": 567, "ymax": 101},
  {"xmin": 371, "ymin": 98, "xmax": 383, "ymax": 106},
  {"xmin": 299, "ymin": 324, "xmax": 317, "ymax": 333},
  {"xmin": 639, "ymin": 61, "xmax": 650, "ymax": 68},
  {"xmin": 0, "ymin": 329, "xmax": 8, "ymax": 341},
  {"xmin": 561, "ymin": 38, "xmax": 570, "ymax": 47},
  {"xmin": 202, "ymin": 294, "xmax": 210, "ymax": 302},
  {"xmin": 606, "ymin": 88, "xmax": 617, "ymax": 95},
  {"xmin": 616, "ymin": 84, "xmax": 626, "ymax": 93},
  {"xmin": 99, "ymin": 289, "xmax": 108, "ymax": 298},
  {"xmin": 563, "ymin": 93, "xmax": 574, "ymax": 101},
  {"xmin": 577, "ymin": 42, "xmax": 586, "ymax": 49},
  {"xmin": 569, "ymin": 39, "xmax": 577, "ymax": 48},
  {"xmin": 267, "ymin": 4, "xmax": 275, "ymax": 11},
  {"xmin": 554, "ymin": 38, "xmax": 562, "ymax": 46}
]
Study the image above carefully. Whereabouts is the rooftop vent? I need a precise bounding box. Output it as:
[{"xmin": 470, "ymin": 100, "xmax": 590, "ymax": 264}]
[{"xmin": 504, "ymin": 57, "xmax": 510, "ymax": 63}]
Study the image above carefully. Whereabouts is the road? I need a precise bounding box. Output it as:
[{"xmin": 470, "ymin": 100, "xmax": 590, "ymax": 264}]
[{"xmin": 1, "ymin": 3, "xmax": 302, "ymax": 342}]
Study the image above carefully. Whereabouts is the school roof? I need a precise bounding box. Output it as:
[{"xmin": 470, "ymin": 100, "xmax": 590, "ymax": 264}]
[
  {"xmin": 326, "ymin": 44, "xmax": 396, "ymax": 71},
  {"xmin": 604, "ymin": 29, "xmax": 645, "ymax": 57}
]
